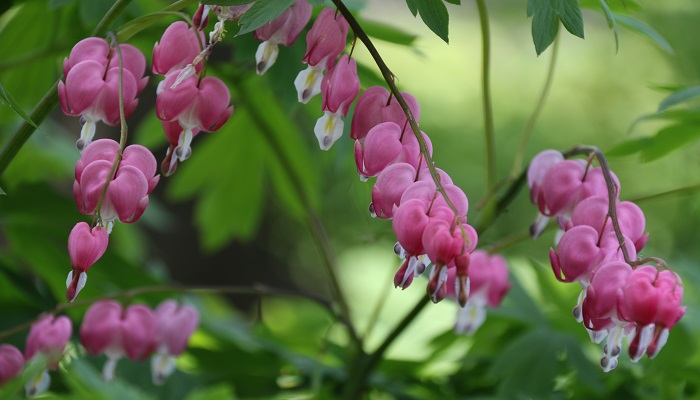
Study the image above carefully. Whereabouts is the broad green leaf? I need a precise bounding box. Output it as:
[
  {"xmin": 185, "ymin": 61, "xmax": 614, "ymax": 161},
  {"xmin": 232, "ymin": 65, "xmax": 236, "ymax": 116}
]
[
  {"xmin": 628, "ymin": 109, "xmax": 700, "ymax": 134},
  {"xmin": 641, "ymin": 123, "xmax": 700, "ymax": 162},
  {"xmin": 411, "ymin": 0, "xmax": 450, "ymax": 43},
  {"xmin": 528, "ymin": 0, "xmax": 584, "ymax": 55},
  {"xmin": 492, "ymin": 329, "xmax": 561, "ymax": 397},
  {"xmin": 79, "ymin": 0, "xmax": 113, "ymax": 31},
  {"xmin": 615, "ymin": 13, "xmax": 673, "ymax": 54},
  {"xmin": 237, "ymin": 0, "xmax": 296, "ymax": 36},
  {"xmin": 555, "ymin": 0, "xmax": 584, "ymax": 38},
  {"xmin": 201, "ymin": 0, "xmax": 254, "ymax": 5},
  {"xmin": 0, "ymin": 80, "xmax": 43, "ymax": 133},
  {"xmin": 528, "ymin": 0, "xmax": 559, "ymax": 55},
  {"xmin": 405, "ymin": 0, "xmax": 418, "ymax": 17},
  {"xmin": 48, "ymin": 0, "xmax": 76, "ymax": 9},
  {"xmin": 598, "ymin": 0, "xmax": 619, "ymax": 53},
  {"xmin": 606, "ymin": 137, "xmax": 651, "ymax": 157},
  {"xmin": 359, "ymin": 18, "xmax": 418, "ymax": 46},
  {"xmin": 658, "ymin": 85, "xmax": 700, "ymax": 112},
  {"xmin": 444, "ymin": 0, "xmax": 461, "ymax": 4}
]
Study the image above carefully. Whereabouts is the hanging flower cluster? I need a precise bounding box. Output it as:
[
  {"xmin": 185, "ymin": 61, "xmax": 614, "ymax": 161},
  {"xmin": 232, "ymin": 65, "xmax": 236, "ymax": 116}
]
[
  {"xmin": 528, "ymin": 149, "xmax": 685, "ymax": 372},
  {"xmin": 0, "ymin": 300, "xmax": 198, "ymax": 396}
]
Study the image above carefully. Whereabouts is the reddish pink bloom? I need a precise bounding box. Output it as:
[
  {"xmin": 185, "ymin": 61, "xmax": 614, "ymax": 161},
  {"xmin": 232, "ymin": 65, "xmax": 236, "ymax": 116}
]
[
  {"xmin": 151, "ymin": 300, "xmax": 200, "ymax": 384},
  {"xmin": 354, "ymin": 122, "xmax": 432, "ymax": 179},
  {"xmin": 314, "ymin": 55, "xmax": 360, "ymax": 150},
  {"xmin": 156, "ymin": 69, "xmax": 233, "ymax": 175},
  {"xmin": 400, "ymin": 181, "xmax": 468, "ymax": 218},
  {"xmin": 80, "ymin": 300, "xmax": 157, "ymax": 381},
  {"xmin": 582, "ymin": 261, "xmax": 633, "ymax": 372},
  {"xmin": 371, "ymin": 163, "xmax": 418, "ymax": 219},
  {"xmin": 0, "ymin": 344, "xmax": 23, "ymax": 386},
  {"xmin": 527, "ymin": 150, "xmax": 564, "ymax": 237},
  {"xmin": 351, "ymin": 86, "xmax": 421, "ymax": 141},
  {"xmin": 295, "ymin": 8, "xmax": 349, "ymax": 103},
  {"xmin": 192, "ymin": 4, "xmax": 210, "ymax": 31},
  {"xmin": 59, "ymin": 38, "xmax": 147, "ymax": 150},
  {"xmin": 65, "ymin": 222, "xmax": 109, "ymax": 302},
  {"xmin": 254, "ymin": 0, "xmax": 312, "ymax": 75},
  {"xmin": 620, "ymin": 266, "xmax": 685, "ymax": 361},
  {"xmin": 153, "ymin": 21, "xmax": 205, "ymax": 76},
  {"xmin": 73, "ymin": 139, "xmax": 159, "ymax": 231},
  {"xmin": 567, "ymin": 195, "xmax": 648, "ymax": 252},
  {"xmin": 447, "ymin": 250, "xmax": 510, "ymax": 334},
  {"xmin": 24, "ymin": 315, "xmax": 72, "ymax": 396}
]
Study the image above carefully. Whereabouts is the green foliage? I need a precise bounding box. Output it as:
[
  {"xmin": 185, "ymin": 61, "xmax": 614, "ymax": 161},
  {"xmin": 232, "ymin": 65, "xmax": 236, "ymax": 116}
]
[
  {"xmin": 238, "ymin": 0, "xmax": 296, "ymax": 35},
  {"xmin": 0, "ymin": 82, "xmax": 43, "ymax": 133},
  {"xmin": 405, "ymin": 0, "xmax": 450, "ymax": 43},
  {"xmin": 527, "ymin": 0, "xmax": 584, "ymax": 55}
]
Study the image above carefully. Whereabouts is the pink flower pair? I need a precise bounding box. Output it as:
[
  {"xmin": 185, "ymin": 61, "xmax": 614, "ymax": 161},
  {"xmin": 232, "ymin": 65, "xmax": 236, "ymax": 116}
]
[
  {"xmin": 254, "ymin": 0, "xmax": 312, "ymax": 75},
  {"xmin": 313, "ymin": 54, "xmax": 360, "ymax": 149},
  {"xmin": 445, "ymin": 250, "xmax": 510, "ymax": 334},
  {"xmin": 295, "ymin": 8, "xmax": 350, "ymax": 104},
  {"xmin": 58, "ymin": 37, "xmax": 147, "ymax": 150},
  {"xmin": 527, "ymin": 150, "xmax": 619, "ymax": 237},
  {"xmin": 155, "ymin": 67, "xmax": 233, "ymax": 175},
  {"xmin": 73, "ymin": 139, "xmax": 159, "ymax": 231},
  {"xmin": 582, "ymin": 262, "xmax": 684, "ymax": 372},
  {"xmin": 81, "ymin": 300, "xmax": 199, "ymax": 384}
]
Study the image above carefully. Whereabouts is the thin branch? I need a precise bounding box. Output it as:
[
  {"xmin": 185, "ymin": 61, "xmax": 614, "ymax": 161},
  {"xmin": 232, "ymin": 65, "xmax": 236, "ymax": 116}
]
[
  {"xmin": 331, "ymin": 0, "xmax": 460, "ymax": 216},
  {"xmin": 475, "ymin": 0, "xmax": 497, "ymax": 190},
  {"xmin": 0, "ymin": 284, "xmax": 335, "ymax": 341},
  {"xmin": 511, "ymin": 35, "xmax": 560, "ymax": 177},
  {"xmin": 565, "ymin": 145, "xmax": 633, "ymax": 264}
]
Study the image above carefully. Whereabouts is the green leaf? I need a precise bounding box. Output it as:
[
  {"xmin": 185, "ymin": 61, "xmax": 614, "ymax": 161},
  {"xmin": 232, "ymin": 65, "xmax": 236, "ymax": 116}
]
[
  {"xmin": 606, "ymin": 137, "xmax": 651, "ymax": 157},
  {"xmin": 491, "ymin": 329, "xmax": 561, "ymax": 397},
  {"xmin": 405, "ymin": 0, "xmax": 418, "ymax": 17},
  {"xmin": 598, "ymin": 0, "xmax": 619, "ymax": 52},
  {"xmin": 641, "ymin": 123, "xmax": 700, "ymax": 162},
  {"xmin": 411, "ymin": 0, "xmax": 450, "ymax": 43},
  {"xmin": 0, "ymin": 186, "xmax": 5, "ymax": 195},
  {"xmin": 556, "ymin": 0, "xmax": 584, "ymax": 38},
  {"xmin": 444, "ymin": 0, "xmax": 460, "ymax": 4},
  {"xmin": 528, "ymin": 0, "xmax": 559, "ymax": 55},
  {"xmin": 201, "ymin": 0, "xmax": 255, "ymax": 5},
  {"xmin": 658, "ymin": 85, "xmax": 700, "ymax": 112},
  {"xmin": 528, "ymin": 0, "xmax": 584, "ymax": 55},
  {"xmin": 48, "ymin": 0, "xmax": 77, "ymax": 9},
  {"xmin": 79, "ymin": 0, "xmax": 113, "ymax": 31},
  {"xmin": 237, "ymin": 0, "xmax": 296, "ymax": 36},
  {"xmin": 614, "ymin": 13, "xmax": 673, "ymax": 54},
  {"xmin": 0, "ymin": 81, "xmax": 43, "ymax": 133},
  {"xmin": 359, "ymin": 18, "xmax": 417, "ymax": 46}
]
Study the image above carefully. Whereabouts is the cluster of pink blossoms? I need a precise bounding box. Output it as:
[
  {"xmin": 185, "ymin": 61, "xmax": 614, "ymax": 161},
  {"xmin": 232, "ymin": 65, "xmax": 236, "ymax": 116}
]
[
  {"xmin": 528, "ymin": 149, "xmax": 685, "ymax": 372},
  {"xmin": 0, "ymin": 300, "xmax": 198, "ymax": 396}
]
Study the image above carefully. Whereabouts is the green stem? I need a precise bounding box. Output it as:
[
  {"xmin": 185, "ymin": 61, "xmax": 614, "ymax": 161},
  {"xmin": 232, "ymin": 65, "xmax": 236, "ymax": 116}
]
[
  {"xmin": 511, "ymin": 35, "xmax": 559, "ymax": 177},
  {"xmin": 331, "ymin": 0, "xmax": 460, "ymax": 216},
  {"xmin": 475, "ymin": 0, "xmax": 496, "ymax": 191},
  {"xmin": 0, "ymin": 284, "xmax": 335, "ymax": 341},
  {"xmin": 229, "ymin": 76, "xmax": 361, "ymax": 347},
  {"xmin": 630, "ymin": 183, "xmax": 700, "ymax": 203},
  {"xmin": 342, "ymin": 296, "xmax": 431, "ymax": 400}
]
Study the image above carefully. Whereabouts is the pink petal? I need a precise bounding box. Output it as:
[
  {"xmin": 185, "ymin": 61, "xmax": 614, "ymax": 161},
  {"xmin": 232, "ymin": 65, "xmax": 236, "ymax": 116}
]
[
  {"xmin": 68, "ymin": 222, "xmax": 109, "ymax": 272},
  {"xmin": 80, "ymin": 300, "xmax": 123, "ymax": 355}
]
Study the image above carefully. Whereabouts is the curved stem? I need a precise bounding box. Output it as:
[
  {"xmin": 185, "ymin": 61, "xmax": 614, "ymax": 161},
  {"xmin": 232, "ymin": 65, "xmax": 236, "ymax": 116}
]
[
  {"xmin": 0, "ymin": 284, "xmax": 334, "ymax": 340},
  {"xmin": 342, "ymin": 296, "xmax": 431, "ymax": 400},
  {"xmin": 565, "ymin": 145, "xmax": 633, "ymax": 264},
  {"xmin": 511, "ymin": 35, "xmax": 560, "ymax": 177},
  {"xmin": 475, "ymin": 0, "xmax": 496, "ymax": 190},
  {"xmin": 331, "ymin": 0, "xmax": 459, "ymax": 216},
  {"xmin": 630, "ymin": 183, "xmax": 700, "ymax": 203}
]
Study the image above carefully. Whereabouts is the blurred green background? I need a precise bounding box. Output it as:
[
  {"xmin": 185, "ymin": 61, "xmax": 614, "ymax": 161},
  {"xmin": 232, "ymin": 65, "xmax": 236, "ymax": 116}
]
[{"xmin": 1, "ymin": 0, "xmax": 700, "ymax": 398}]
